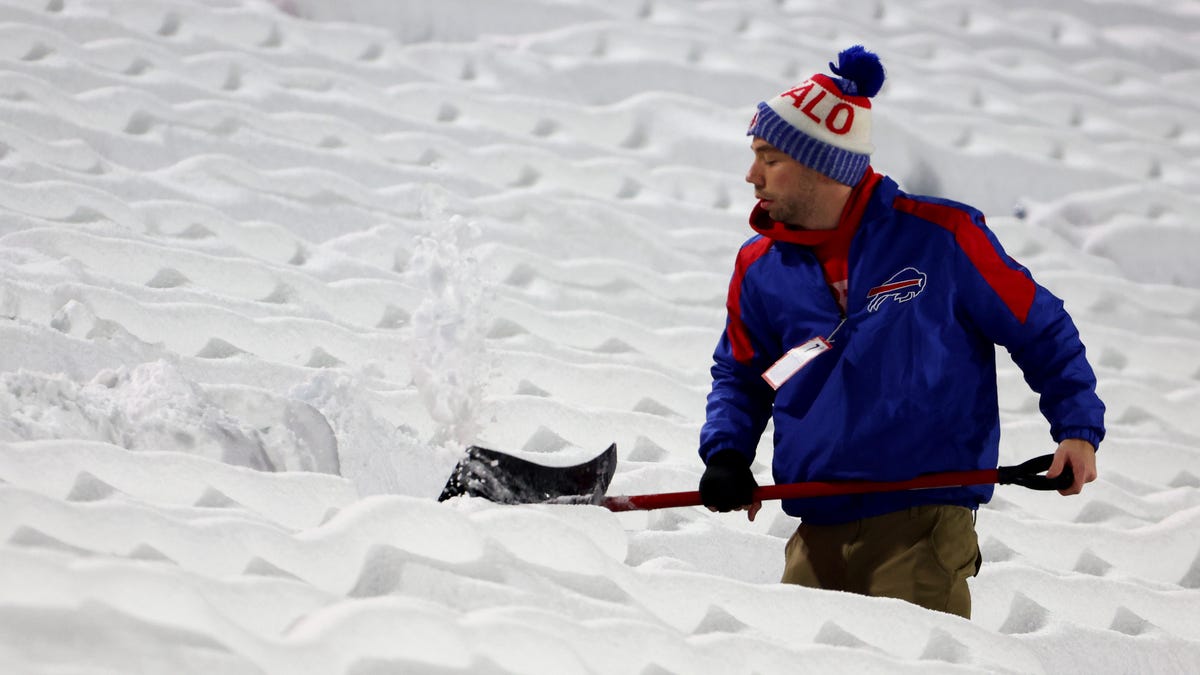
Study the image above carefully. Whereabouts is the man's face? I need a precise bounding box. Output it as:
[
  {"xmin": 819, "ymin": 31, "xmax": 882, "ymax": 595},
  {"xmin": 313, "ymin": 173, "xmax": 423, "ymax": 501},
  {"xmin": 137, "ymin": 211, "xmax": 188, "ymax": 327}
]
[{"xmin": 745, "ymin": 138, "xmax": 835, "ymax": 230}]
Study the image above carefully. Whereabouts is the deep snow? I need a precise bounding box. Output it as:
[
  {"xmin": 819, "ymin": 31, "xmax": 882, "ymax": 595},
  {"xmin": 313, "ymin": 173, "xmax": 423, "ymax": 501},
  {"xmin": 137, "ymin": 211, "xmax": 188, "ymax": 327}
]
[{"xmin": 1, "ymin": 0, "xmax": 1199, "ymax": 673}]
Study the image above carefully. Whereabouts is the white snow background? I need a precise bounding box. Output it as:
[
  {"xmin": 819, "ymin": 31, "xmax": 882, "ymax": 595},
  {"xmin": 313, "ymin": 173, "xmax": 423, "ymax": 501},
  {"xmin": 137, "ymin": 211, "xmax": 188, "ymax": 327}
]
[{"xmin": 1, "ymin": 0, "xmax": 1199, "ymax": 673}]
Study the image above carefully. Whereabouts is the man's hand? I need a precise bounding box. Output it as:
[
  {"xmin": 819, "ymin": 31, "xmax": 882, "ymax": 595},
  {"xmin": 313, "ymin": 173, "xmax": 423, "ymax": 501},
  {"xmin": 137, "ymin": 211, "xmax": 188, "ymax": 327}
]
[
  {"xmin": 700, "ymin": 450, "xmax": 762, "ymax": 521},
  {"xmin": 1046, "ymin": 438, "xmax": 1098, "ymax": 496}
]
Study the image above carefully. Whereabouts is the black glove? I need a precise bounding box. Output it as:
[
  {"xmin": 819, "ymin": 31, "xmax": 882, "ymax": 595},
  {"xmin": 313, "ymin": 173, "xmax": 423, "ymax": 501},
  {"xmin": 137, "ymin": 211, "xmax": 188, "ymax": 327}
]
[{"xmin": 699, "ymin": 449, "xmax": 758, "ymax": 512}]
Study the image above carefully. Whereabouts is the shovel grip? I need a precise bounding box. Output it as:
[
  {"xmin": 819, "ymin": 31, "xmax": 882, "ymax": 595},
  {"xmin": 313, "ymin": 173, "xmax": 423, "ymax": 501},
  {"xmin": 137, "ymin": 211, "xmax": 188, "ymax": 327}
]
[{"xmin": 996, "ymin": 454, "xmax": 1074, "ymax": 491}]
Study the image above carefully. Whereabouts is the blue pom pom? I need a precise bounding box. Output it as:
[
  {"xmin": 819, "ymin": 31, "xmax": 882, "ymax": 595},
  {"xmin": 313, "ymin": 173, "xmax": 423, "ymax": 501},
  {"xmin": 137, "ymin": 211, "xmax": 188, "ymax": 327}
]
[{"xmin": 829, "ymin": 45, "xmax": 885, "ymax": 98}]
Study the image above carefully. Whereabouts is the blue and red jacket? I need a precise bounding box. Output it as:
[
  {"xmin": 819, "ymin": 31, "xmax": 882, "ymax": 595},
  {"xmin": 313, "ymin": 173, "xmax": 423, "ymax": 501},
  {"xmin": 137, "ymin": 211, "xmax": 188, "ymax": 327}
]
[{"xmin": 700, "ymin": 171, "xmax": 1106, "ymax": 524}]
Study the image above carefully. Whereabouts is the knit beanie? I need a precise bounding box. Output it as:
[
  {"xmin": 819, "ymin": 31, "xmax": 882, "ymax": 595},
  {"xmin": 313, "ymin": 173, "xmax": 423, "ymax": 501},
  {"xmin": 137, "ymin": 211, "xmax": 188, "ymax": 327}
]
[{"xmin": 746, "ymin": 46, "xmax": 885, "ymax": 186}]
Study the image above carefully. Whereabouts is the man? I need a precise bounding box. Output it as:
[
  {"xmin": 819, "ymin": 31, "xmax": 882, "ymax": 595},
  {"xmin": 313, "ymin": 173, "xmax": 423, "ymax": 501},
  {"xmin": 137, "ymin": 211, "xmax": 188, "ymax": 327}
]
[{"xmin": 697, "ymin": 46, "xmax": 1105, "ymax": 619}]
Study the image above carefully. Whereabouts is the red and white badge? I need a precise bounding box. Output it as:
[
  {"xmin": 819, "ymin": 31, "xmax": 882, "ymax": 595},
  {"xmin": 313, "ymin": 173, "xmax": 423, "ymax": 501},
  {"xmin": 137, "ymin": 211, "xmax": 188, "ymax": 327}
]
[{"xmin": 762, "ymin": 337, "xmax": 831, "ymax": 390}]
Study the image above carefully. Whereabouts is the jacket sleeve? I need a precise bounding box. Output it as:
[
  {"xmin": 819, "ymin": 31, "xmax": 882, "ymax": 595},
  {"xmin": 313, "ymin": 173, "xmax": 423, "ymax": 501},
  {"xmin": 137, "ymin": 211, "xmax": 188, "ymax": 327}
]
[
  {"xmin": 699, "ymin": 241, "xmax": 777, "ymax": 464},
  {"xmin": 953, "ymin": 213, "xmax": 1106, "ymax": 449}
]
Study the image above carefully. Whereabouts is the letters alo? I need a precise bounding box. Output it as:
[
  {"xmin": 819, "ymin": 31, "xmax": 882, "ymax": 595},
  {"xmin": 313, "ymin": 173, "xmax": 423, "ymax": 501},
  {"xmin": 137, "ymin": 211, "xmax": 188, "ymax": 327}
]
[{"xmin": 780, "ymin": 81, "xmax": 855, "ymax": 135}]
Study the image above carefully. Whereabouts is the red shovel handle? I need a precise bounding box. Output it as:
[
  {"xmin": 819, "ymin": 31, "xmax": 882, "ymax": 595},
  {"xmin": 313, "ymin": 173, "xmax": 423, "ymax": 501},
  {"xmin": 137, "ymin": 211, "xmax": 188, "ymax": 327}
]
[{"xmin": 598, "ymin": 456, "xmax": 1068, "ymax": 513}]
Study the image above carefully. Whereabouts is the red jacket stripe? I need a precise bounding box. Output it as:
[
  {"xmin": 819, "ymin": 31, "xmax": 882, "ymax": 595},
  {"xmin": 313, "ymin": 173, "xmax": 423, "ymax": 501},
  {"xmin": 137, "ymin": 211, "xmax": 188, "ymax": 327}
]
[
  {"xmin": 894, "ymin": 197, "xmax": 1035, "ymax": 323},
  {"xmin": 727, "ymin": 237, "xmax": 774, "ymax": 363}
]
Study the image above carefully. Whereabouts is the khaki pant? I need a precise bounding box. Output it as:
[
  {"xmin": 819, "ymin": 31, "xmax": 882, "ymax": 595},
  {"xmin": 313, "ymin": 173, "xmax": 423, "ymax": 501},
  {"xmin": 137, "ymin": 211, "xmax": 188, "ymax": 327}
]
[{"xmin": 781, "ymin": 505, "xmax": 980, "ymax": 619}]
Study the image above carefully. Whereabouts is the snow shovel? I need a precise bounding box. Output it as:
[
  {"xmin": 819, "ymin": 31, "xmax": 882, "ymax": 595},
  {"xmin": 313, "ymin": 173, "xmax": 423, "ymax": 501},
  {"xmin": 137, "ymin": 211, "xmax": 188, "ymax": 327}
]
[{"xmin": 437, "ymin": 444, "xmax": 1074, "ymax": 512}]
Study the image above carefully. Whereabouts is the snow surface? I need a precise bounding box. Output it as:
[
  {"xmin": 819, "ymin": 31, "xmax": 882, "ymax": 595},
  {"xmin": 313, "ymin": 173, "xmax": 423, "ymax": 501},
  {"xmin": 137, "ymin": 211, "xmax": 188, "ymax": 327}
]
[{"xmin": 1, "ymin": 0, "xmax": 1199, "ymax": 672}]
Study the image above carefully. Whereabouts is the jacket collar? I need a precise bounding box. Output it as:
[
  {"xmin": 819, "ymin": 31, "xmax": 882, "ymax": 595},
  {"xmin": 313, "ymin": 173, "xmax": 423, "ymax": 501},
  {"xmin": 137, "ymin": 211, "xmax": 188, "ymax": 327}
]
[{"xmin": 748, "ymin": 167, "xmax": 884, "ymax": 246}]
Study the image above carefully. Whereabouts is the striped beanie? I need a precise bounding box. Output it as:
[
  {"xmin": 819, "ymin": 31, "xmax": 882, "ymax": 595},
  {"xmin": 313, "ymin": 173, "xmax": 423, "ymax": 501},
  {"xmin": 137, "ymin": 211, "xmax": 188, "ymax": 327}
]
[{"xmin": 747, "ymin": 46, "xmax": 885, "ymax": 186}]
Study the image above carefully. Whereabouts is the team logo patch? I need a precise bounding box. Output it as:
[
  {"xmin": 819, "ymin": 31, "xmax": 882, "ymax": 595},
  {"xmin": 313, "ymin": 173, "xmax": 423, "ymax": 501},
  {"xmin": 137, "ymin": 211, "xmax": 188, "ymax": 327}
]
[{"xmin": 866, "ymin": 267, "xmax": 927, "ymax": 312}]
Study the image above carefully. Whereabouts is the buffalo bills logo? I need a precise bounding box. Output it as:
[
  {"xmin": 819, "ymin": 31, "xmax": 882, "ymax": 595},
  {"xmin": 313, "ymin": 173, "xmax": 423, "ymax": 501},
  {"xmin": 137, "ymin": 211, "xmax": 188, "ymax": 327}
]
[{"xmin": 866, "ymin": 267, "xmax": 927, "ymax": 312}]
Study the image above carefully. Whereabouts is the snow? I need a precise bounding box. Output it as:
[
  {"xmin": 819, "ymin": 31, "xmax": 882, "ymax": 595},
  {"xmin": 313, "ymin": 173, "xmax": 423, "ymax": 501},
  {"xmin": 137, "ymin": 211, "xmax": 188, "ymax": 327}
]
[{"xmin": 1, "ymin": 0, "xmax": 1199, "ymax": 672}]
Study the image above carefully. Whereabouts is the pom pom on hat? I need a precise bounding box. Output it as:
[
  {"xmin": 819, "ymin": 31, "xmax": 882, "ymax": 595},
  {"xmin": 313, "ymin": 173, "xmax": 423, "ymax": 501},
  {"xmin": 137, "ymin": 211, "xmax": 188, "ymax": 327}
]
[
  {"xmin": 829, "ymin": 45, "xmax": 885, "ymax": 98},
  {"xmin": 746, "ymin": 46, "xmax": 885, "ymax": 185}
]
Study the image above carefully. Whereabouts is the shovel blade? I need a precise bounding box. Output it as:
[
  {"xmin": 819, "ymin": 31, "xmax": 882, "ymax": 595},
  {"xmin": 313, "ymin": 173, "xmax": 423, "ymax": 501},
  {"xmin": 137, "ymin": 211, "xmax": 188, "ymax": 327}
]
[{"xmin": 438, "ymin": 444, "xmax": 618, "ymax": 505}]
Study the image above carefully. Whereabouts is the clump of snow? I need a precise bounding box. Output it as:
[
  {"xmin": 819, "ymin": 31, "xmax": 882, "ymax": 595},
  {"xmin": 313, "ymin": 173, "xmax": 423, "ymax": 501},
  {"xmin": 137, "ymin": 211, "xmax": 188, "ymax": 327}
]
[{"xmin": 0, "ymin": 361, "xmax": 337, "ymax": 473}]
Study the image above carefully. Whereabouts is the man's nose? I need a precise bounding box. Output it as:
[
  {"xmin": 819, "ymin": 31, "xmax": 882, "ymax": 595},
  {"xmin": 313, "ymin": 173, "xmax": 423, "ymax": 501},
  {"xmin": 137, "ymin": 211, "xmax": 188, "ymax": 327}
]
[{"xmin": 745, "ymin": 163, "xmax": 762, "ymax": 186}]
